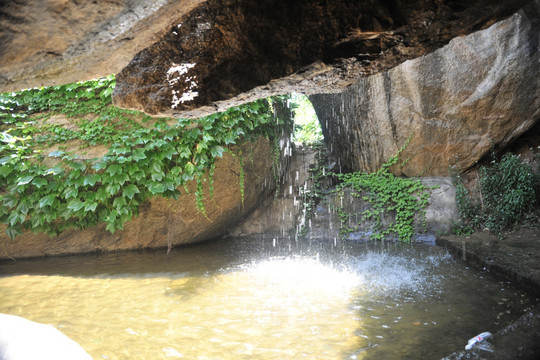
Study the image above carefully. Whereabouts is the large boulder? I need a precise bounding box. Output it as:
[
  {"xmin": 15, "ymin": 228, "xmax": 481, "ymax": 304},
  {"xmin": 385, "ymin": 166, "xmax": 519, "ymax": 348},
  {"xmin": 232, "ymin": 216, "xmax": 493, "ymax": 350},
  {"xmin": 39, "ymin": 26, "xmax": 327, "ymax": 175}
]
[
  {"xmin": 113, "ymin": 0, "xmax": 531, "ymax": 118},
  {"xmin": 310, "ymin": 0, "xmax": 540, "ymax": 176},
  {"xmin": 0, "ymin": 137, "xmax": 284, "ymax": 260}
]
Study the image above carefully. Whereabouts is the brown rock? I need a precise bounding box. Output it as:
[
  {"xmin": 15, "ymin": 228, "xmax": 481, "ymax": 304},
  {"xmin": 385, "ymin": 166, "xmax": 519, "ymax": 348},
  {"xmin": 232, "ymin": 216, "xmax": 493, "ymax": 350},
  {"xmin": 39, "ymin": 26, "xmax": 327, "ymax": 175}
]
[
  {"xmin": 1, "ymin": 0, "xmax": 527, "ymax": 116},
  {"xmin": 0, "ymin": 0, "xmax": 205, "ymax": 92},
  {"xmin": 0, "ymin": 137, "xmax": 281, "ymax": 260},
  {"xmin": 112, "ymin": 0, "xmax": 530, "ymax": 118}
]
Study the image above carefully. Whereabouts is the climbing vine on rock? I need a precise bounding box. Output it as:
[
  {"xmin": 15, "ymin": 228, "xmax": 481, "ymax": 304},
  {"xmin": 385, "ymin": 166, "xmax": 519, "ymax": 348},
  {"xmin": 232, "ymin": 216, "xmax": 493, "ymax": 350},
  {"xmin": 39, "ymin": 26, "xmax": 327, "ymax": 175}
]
[
  {"xmin": 334, "ymin": 140, "xmax": 432, "ymax": 242},
  {"xmin": 0, "ymin": 76, "xmax": 291, "ymax": 239}
]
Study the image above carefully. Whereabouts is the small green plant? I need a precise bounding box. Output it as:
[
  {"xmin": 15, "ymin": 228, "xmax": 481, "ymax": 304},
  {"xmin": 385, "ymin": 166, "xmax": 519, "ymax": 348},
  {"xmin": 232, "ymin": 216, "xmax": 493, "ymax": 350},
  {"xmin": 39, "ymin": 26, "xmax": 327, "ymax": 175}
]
[
  {"xmin": 334, "ymin": 140, "xmax": 432, "ymax": 242},
  {"xmin": 452, "ymin": 152, "xmax": 539, "ymax": 235}
]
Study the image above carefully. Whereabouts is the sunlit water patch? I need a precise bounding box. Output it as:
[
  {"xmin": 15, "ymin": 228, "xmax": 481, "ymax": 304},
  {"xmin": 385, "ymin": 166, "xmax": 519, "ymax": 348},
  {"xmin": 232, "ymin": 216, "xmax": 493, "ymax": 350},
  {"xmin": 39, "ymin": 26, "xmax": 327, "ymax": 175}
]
[{"xmin": 0, "ymin": 238, "xmax": 536, "ymax": 359}]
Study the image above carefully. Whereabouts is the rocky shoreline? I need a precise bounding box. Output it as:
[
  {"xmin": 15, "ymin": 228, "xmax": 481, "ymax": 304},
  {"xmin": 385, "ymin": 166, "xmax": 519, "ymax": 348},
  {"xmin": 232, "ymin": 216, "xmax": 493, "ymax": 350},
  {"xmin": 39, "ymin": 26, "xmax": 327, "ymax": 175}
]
[{"xmin": 437, "ymin": 226, "xmax": 540, "ymax": 359}]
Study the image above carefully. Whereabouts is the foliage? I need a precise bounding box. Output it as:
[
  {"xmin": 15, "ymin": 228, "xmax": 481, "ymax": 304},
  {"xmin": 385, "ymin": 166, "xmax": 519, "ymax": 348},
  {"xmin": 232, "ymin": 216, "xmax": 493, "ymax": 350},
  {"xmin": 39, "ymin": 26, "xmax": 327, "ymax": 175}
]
[
  {"xmin": 334, "ymin": 141, "xmax": 432, "ymax": 242},
  {"xmin": 451, "ymin": 152, "xmax": 539, "ymax": 235},
  {"xmin": 294, "ymin": 138, "xmax": 432, "ymax": 242},
  {"xmin": 0, "ymin": 77, "xmax": 290, "ymax": 239},
  {"xmin": 290, "ymin": 93, "xmax": 323, "ymax": 146}
]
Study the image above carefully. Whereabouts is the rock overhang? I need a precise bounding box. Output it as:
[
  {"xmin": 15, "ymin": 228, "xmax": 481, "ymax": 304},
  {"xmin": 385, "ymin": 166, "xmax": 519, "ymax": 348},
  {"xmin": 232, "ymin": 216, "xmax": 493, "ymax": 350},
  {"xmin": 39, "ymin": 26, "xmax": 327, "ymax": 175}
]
[
  {"xmin": 112, "ymin": 0, "xmax": 533, "ymax": 119},
  {"xmin": 0, "ymin": 0, "xmax": 532, "ymax": 118},
  {"xmin": 1, "ymin": 0, "xmax": 537, "ymax": 177}
]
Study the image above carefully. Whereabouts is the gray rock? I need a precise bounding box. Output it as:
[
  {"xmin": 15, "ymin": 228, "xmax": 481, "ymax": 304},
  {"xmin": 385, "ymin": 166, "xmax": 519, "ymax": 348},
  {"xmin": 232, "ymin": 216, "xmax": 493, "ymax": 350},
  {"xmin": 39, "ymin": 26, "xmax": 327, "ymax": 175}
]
[{"xmin": 310, "ymin": 0, "xmax": 540, "ymax": 176}]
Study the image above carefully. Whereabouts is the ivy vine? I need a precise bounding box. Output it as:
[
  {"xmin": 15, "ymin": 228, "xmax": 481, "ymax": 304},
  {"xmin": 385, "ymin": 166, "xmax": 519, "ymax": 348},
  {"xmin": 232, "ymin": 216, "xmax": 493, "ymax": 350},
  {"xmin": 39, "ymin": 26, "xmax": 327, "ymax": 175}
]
[
  {"xmin": 334, "ymin": 141, "xmax": 432, "ymax": 242},
  {"xmin": 0, "ymin": 76, "xmax": 291, "ymax": 239}
]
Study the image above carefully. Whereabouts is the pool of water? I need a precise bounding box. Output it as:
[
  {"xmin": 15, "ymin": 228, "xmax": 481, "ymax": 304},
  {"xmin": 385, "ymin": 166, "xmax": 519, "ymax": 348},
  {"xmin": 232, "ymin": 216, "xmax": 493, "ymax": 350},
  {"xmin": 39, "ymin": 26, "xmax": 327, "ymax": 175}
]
[{"xmin": 0, "ymin": 237, "xmax": 537, "ymax": 359}]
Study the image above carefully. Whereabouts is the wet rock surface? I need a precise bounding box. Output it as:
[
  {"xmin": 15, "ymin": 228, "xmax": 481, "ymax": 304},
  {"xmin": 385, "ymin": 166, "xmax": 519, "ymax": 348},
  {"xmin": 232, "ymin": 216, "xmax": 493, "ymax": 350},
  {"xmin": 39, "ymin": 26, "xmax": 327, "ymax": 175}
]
[
  {"xmin": 438, "ymin": 227, "xmax": 540, "ymax": 359},
  {"xmin": 438, "ymin": 227, "xmax": 540, "ymax": 296}
]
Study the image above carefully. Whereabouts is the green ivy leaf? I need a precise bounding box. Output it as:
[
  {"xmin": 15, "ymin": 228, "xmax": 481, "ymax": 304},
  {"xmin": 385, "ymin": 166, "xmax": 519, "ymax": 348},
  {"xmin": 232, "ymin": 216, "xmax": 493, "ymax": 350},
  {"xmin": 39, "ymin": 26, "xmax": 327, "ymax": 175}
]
[
  {"xmin": 0, "ymin": 164, "xmax": 13, "ymax": 177},
  {"xmin": 17, "ymin": 200, "xmax": 30, "ymax": 215},
  {"xmin": 96, "ymin": 188, "xmax": 107, "ymax": 202},
  {"xmin": 46, "ymin": 166, "xmax": 63, "ymax": 176},
  {"xmin": 147, "ymin": 182, "xmax": 165, "ymax": 194},
  {"xmin": 83, "ymin": 174, "xmax": 101, "ymax": 186},
  {"xmin": 115, "ymin": 173, "xmax": 129, "ymax": 186},
  {"xmin": 0, "ymin": 156, "xmax": 13, "ymax": 165},
  {"xmin": 84, "ymin": 201, "xmax": 98, "ymax": 212},
  {"xmin": 17, "ymin": 176, "xmax": 34, "ymax": 186},
  {"xmin": 132, "ymin": 170, "xmax": 145, "ymax": 181},
  {"xmin": 106, "ymin": 164, "xmax": 121, "ymax": 176},
  {"xmin": 151, "ymin": 172, "xmax": 163, "ymax": 182},
  {"xmin": 105, "ymin": 222, "xmax": 117, "ymax": 234},
  {"xmin": 2, "ymin": 194, "xmax": 18, "ymax": 208},
  {"xmin": 5, "ymin": 226, "xmax": 23, "ymax": 239},
  {"xmin": 123, "ymin": 184, "xmax": 140, "ymax": 199},
  {"xmin": 8, "ymin": 212, "xmax": 26, "ymax": 226},
  {"xmin": 32, "ymin": 177, "xmax": 48, "ymax": 188},
  {"xmin": 131, "ymin": 149, "xmax": 146, "ymax": 161},
  {"xmin": 113, "ymin": 196, "xmax": 127, "ymax": 209},
  {"xmin": 67, "ymin": 198, "xmax": 84, "ymax": 211},
  {"xmin": 106, "ymin": 183, "xmax": 121, "ymax": 196},
  {"xmin": 170, "ymin": 166, "xmax": 182, "ymax": 176},
  {"xmin": 151, "ymin": 160, "xmax": 163, "ymax": 174},
  {"xmin": 210, "ymin": 146, "xmax": 225, "ymax": 158},
  {"xmin": 184, "ymin": 162, "xmax": 195, "ymax": 176},
  {"xmin": 93, "ymin": 162, "xmax": 107, "ymax": 171},
  {"xmin": 64, "ymin": 187, "xmax": 79, "ymax": 199},
  {"xmin": 39, "ymin": 195, "xmax": 55, "ymax": 208},
  {"xmin": 178, "ymin": 148, "xmax": 191, "ymax": 159},
  {"xmin": 163, "ymin": 178, "xmax": 176, "ymax": 191}
]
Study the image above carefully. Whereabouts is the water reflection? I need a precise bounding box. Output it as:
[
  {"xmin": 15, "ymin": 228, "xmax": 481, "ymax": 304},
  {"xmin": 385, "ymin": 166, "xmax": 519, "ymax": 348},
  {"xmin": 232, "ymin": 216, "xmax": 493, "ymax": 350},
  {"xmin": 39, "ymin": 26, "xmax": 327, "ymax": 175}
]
[{"xmin": 0, "ymin": 237, "xmax": 536, "ymax": 359}]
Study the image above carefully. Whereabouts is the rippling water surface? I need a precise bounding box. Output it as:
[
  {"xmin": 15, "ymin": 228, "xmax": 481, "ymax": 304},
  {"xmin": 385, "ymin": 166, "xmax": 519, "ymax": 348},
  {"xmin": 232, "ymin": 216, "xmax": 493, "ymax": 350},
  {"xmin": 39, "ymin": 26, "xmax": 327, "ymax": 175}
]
[{"xmin": 0, "ymin": 237, "xmax": 536, "ymax": 359}]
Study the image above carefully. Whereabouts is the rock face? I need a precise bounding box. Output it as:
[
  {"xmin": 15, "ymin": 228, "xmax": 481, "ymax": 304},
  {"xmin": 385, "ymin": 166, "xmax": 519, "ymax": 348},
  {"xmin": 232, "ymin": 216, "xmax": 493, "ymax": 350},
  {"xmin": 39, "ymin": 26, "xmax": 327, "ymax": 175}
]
[
  {"xmin": 0, "ymin": 0, "xmax": 537, "ymax": 258},
  {"xmin": 0, "ymin": 138, "xmax": 285, "ymax": 260},
  {"xmin": 112, "ymin": 0, "xmax": 531, "ymax": 118},
  {"xmin": 0, "ymin": 0, "xmax": 206, "ymax": 92},
  {"xmin": 231, "ymin": 146, "xmax": 459, "ymax": 241},
  {"xmin": 303, "ymin": 177, "xmax": 459, "ymax": 241},
  {"xmin": 3, "ymin": 0, "xmax": 526, "ymax": 114},
  {"xmin": 310, "ymin": 0, "xmax": 540, "ymax": 176}
]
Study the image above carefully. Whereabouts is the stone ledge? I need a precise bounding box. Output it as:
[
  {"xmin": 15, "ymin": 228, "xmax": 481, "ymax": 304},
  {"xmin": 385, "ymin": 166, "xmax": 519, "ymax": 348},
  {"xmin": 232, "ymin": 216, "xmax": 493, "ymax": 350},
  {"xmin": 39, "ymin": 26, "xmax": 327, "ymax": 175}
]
[{"xmin": 437, "ymin": 227, "xmax": 540, "ymax": 359}]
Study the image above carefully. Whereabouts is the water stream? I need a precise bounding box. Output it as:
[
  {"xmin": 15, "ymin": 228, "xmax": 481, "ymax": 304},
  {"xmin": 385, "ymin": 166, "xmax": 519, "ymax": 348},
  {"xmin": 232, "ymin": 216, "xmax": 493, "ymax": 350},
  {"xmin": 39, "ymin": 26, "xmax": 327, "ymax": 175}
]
[{"xmin": 0, "ymin": 237, "xmax": 537, "ymax": 359}]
